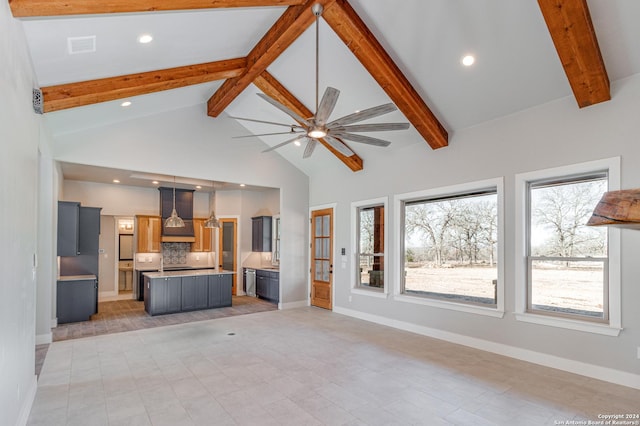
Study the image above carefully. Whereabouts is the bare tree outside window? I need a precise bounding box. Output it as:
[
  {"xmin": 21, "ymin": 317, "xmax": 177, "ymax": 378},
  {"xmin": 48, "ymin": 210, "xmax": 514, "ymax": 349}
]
[
  {"xmin": 403, "ymin": 191, "xmax": 498, "ymax": 306},
  {"xmin": 528, "ymin": 176, "xmax": 608, "ymax": 320}
]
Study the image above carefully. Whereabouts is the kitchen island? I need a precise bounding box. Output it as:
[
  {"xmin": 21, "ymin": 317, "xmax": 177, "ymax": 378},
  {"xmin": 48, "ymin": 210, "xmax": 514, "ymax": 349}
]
[{"xmin": 143, "ymin": 269, "xmax": 234, "ymax": 316}]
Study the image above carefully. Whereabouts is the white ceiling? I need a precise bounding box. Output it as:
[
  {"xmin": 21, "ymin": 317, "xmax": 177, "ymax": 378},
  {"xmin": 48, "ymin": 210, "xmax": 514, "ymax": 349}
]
[{"xmin": 18, "ymin": 0, "xmax": 640, "ymax": 182}]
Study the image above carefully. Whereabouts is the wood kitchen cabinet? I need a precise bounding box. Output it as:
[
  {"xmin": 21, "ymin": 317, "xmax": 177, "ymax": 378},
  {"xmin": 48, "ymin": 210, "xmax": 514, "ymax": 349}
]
[
  {"xmin": 136, "ymin": 215, "xmax": 162, "ymax": 253},
  {"xmin": 251, "ymin": 216, "xmax": 272, "ymax": 252},
  {"xmin": 192, "ymin": 218, "xmax": 212, "ymax": 252}
]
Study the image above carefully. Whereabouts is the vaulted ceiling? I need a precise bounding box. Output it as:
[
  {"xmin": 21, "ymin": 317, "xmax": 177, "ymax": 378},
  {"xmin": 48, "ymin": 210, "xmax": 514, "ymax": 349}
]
[{"xmin": 12, "ymin": 0, "xmax": 640, "ymax": 175}]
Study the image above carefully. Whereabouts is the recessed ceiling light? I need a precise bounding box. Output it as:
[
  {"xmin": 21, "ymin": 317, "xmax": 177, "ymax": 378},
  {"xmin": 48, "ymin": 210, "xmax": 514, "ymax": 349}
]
[
  {"xmin": 121, "ymin": 101, "xmax": 132, "ymax": 107},
  {"xmin": 113, "ymin": 179, "xmax": 120, "ymax": 183},
  {"xmin": 152, "ymin": 181, "xmax": 159, "ymax": 185},
  {"xmin": 196, "ymin": 185, "xmax": 202, "ymax": 189},
  {"xmin": 462, "ymin": 55, "xmax": 475, "ymax": 67},
  {"xmin": 138, "ymin": 34, "xmax": 153, "ymax": 44},
  {"xmin": 240, "ymin": 184, "xmax": 246, "ymax": 187}
]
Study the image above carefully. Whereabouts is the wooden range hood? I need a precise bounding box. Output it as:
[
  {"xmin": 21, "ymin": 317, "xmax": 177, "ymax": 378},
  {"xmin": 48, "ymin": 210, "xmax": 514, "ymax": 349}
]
[{"xmin": 587, "ymin": 189, "xmax": 640, "ymax": 229}]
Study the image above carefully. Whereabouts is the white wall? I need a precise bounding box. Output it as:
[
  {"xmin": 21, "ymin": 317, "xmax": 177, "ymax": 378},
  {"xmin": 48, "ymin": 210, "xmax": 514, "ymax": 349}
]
[
  {"xmin": 310, "ymin": 74, "xmax": 640, "ymax": 385},
  {"xmin": 52, "ymin": 107, "xmax": 309, "ymax": 305},
  {"xmin": 0, "ymin": 3, "xmax": 48, "ymax": 425},
  {"xmin": 99, "ymin": 216, "xmax": 116, "ymax": 296},
  {"xmin": 62, "ymin": 180, "xmax": 211, "ymax": 217}
]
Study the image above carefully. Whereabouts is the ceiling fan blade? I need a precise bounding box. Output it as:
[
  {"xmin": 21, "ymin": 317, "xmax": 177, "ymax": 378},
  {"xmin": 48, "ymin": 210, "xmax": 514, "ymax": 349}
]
[
  {"xmin": 330, "ymin": 122, "xmax": 410, "ymax": 133},
  {"xmin": 332, "ymin": 132, "xmax": 391, "ymax": 147},
  {"xmin": 257, "ymin": 93, "xmax": 310, "ymax": 126},
  {"xmin": 303, "ymin": 139, "xmax": 318, "ymax": 158},
  {"xmin": 326, "ymin": 103, "xmax": 397, "ymax": 127},
  {"xmin": 315, "ymin": 87, "xmax": 340, "ymax": 126},
  {"xmin": 323, "ymin": 135, "xmax": 354, "ymax": 157},
  {"xmin": 233, "ymin": 130, "xmax": 305, "ymax": 139},
  {"xmin": 228, "ymin": 116, "xmax": 301, "ymax": 128},
  {"xmin": 262, "ymin": 135, "xmax": 308, "ymax": 153}
]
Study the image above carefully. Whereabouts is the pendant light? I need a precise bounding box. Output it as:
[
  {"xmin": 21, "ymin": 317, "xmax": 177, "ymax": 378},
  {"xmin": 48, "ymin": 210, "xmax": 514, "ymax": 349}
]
[
  {"xmin": 164, "ymin": 176, "xmax": 185, "ymax": 228},
  {"xmin": 204, "ymin": 181, "xmax": 220, "ymax": 228}
]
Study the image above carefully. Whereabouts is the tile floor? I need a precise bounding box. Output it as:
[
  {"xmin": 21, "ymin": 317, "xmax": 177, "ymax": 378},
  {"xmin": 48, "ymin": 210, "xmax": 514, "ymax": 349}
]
[
  {"xmin": 53, "ymin": 296, "xmax": 278, "ymax": 342},
  {"xmin": 28, "ymin": 307, "xmax": 640, "ymax": 425}
]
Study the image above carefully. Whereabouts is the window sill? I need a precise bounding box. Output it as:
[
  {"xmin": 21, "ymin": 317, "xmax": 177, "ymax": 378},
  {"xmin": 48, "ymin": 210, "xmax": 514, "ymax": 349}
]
[
  {"xmin": 351, "ymin": 288, "xmax": 388, "ymax": 299},
  {"xmin": 515, "ymin": 312, "xmax": 622, "ymax": 336},
  {"xmin": 394, "ymin": 294, "xmax": 505, "ymax": 318}
]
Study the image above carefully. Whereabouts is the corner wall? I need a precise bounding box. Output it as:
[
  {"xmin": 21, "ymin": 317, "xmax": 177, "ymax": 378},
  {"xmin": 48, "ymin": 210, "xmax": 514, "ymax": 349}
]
[
  {"xmin": 310, "ymin": 74, "xmax": 640, "ymax": 385},
  {"xmin": 0, "ymin": 3, "xmax": 47, "ymax": 425}
]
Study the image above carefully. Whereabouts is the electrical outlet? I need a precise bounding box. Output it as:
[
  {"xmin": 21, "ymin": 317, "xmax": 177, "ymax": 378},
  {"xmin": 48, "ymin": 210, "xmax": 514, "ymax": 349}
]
[
  {"xmin": 637, "ymin": 346, "xmax": 640, "ymax": 359},
  {"xmin": 348, "ymin": 295, "xmax": 352, "ymax": 303}
]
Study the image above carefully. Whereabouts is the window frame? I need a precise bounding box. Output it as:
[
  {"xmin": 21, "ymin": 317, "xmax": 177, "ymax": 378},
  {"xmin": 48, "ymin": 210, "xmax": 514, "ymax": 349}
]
[
  {"xmin": 351, "ymin": 197, "xmax": 388, "ymax": 298},
  {"xmin": 394, "ymin": 178, "xmax": 505, "ymax": 318},
  {"xmin": 515, "ymin": 158, "xmax": 621, "ymax": 336}
]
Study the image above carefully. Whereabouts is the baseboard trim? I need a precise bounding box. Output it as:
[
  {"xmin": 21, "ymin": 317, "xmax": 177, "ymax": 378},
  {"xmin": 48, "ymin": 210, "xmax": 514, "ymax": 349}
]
[
  {"xmin": 16, "ymin": 375, "xmax": 37, "ymax": 426},
  {"xmin": 35, "ymin": 332, "xmax": 52, "ymax": 345},
  {"xmin": 334, "ymin": 306, "xmax": 640, "ymax": 390},
  {"xmin": 280, "ymin": 300, "xmax": 308, "ymax": 310}
]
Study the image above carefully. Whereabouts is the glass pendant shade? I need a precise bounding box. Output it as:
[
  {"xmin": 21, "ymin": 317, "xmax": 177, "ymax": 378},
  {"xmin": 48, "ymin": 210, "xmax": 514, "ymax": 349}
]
[
  {"xmin": 204, "ymin": 210, "xmax": 219, "ymax": 228},
  {"xmin": 165, "ymin": 208, "xmax": 185, "ymax": 228},
  {"xmin": 165, "ymin": 178, "xmax": 185, "ymax": 228}
]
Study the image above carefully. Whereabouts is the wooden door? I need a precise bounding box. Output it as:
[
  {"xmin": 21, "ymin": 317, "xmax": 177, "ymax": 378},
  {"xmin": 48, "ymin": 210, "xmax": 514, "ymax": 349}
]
[
  {"xmin": 218, "ymin": 218, "xmax": 238, "ymax": 295},
  {"xmin": 311, "ymin": 208, "xmax": 333, "ymax": 310}
]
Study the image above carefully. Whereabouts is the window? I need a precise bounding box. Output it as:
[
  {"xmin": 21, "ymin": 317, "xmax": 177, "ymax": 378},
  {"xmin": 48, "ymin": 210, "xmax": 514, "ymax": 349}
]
[
  {"xmin": 515, "ymin": 158, "xmax": 621, "ymax": 336},
  {"xmin": 527, "ymin": 174, "xmax": 608, "ymax": 321},
  {"xmin": 357, "ymin": 204, "xmax": 385, "ymax": 290},
  {"xmin": 399, "ymin": 181, "xmax": 501, "ymax": 313}
]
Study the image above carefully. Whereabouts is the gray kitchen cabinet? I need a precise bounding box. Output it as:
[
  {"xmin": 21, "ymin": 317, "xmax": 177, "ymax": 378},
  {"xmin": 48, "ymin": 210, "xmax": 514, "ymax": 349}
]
[
  {"xmin": 145, "ymin": 276, "xmax": 181, "ymax": 315},
  {"xmin": 208, "ymin": 274, "xmax": 232, "ymax": 308},
  {"xmin": 78, "ymin": 207, "xmax": 101, "ymax": 255},
  {"xmin": 251, "ymin": 216, "xmax": 272, "ymax": 252},
  {"xmin": 57, "ymin": 201, "xmax": 80, "ymax": 256},
  {"xmin": 256, "ymin": 269, "xmax": 279, "ymax": 303},
  {"xmin": 269, "ymin": 271, "xmax": 279, "ymax": 302},
  {"xmin": 182, "ymin": 275, "xmax": 208, "ymax": 311},
  {"xmin": 56, "ymin": 278, "xmax": 97, "ymax": 323},
  {"xmin": 57, "ymin": 201, "xmax": 101, "ymax": 256}
]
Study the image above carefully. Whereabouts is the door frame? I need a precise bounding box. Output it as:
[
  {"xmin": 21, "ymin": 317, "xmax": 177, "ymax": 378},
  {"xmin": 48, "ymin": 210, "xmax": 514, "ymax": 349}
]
[
  {"xmin": 308, "ymin": 203, "xmax": 336, "ymax": 310},
  {"xmin": 217, "ymin": 216, "xmax": 239, "ymax": 295}
]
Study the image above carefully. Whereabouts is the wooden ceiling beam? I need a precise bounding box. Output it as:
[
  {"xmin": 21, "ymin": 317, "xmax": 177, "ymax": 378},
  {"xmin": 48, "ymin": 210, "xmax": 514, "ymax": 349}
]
[
  {"xmin": 254, "ymin": 71, "xmax": 363, "ymax": 172},
  {"xmin": 538, "ymin": 0, "xmax": 610, "ymax": 107},
  {"xmin": 9, "ymin": 0, "xmax": 306, "ymax": 18},
  {"xmin": 207, "ymin": 0, "xmax": 336, "ymax": 117},
  {"xmin": 40, "ymin": 58, "xmax": 246, "ymax": 113},
  {"xmin": 322, "ymin": 0, "xmax": 448, "ymax": 150}
]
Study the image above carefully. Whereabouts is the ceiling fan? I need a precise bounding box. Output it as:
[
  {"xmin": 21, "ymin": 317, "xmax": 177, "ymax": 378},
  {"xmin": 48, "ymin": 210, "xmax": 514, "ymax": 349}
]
[{"xmin": 231, "ymin": 3, "xmax": 410, "ymax": 159}]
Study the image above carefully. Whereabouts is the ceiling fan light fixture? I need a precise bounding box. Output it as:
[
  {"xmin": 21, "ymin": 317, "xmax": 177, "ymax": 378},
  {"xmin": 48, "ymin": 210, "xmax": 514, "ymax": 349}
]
[{"xmin": 308, "ymin": 127, "xmax": 327, "ymax": 138}]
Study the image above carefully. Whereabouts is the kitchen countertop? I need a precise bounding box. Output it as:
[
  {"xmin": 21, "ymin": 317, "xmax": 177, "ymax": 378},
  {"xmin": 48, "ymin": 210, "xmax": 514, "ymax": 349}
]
[
  {"xmin": 143, "ymin": 269, "xmax": 235, "ymax": 279},
  {"xmin": 58, "ymin": 274, "xmax": 97, "ymax": 281},
  {"xmin": 245, "ymin": 266, "xmax": 280, "ymax": 272}
]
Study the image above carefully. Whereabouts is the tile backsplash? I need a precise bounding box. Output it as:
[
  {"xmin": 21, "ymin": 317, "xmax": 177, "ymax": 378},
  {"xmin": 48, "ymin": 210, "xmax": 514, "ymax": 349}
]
[{"xmin": 163, "ymin": 242, "xmax": 190, "ymax": 265}]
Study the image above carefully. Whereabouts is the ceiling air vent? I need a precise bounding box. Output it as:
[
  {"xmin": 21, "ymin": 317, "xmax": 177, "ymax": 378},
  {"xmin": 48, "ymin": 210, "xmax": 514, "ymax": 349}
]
[{"xmin": 67, "ymin": 36, "xmax": 96, "ymax": 55}]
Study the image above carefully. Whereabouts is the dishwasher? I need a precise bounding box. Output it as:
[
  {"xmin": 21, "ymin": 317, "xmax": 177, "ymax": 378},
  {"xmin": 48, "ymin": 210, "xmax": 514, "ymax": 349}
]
[{"xmin": 244, "ymin": 268, "xmax": 256, "ymax": 297}]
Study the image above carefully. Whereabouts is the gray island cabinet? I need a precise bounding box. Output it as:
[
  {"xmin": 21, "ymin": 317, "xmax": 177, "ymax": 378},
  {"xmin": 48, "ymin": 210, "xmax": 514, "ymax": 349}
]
[{"xmin": 143, "ymin": 269, "xmax": 233, "ymax": 316}]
